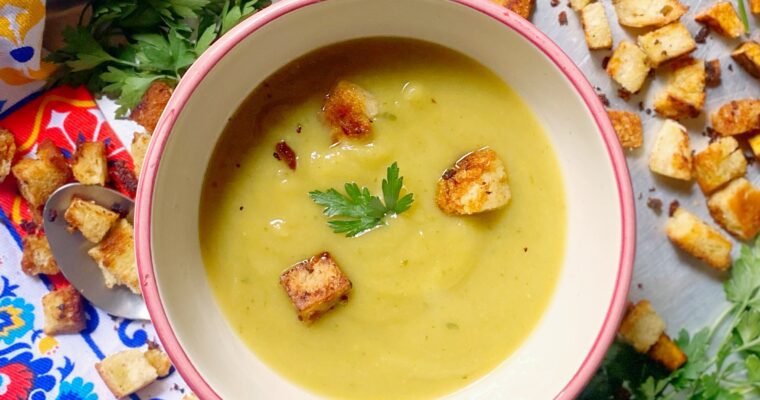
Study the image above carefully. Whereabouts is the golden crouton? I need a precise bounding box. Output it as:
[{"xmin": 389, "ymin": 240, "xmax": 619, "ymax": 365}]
[
  {"xmin": 751, "ymin": 0, "xmax": 760, "ymax": 14},
  {"xmin": 0, "ymin": 128, "xmax": 15, "ymax": 183},
  {"xmin": 280, "ymin": 252, "xmax": 352, "ymax": 323},
  {"xmin": 732, "ymin": 41, "xmax": 760, "ymax": 79},
  {"xmin": 21, "ymin": 234, "xmax": 60, "ymax": 276},
  {"xmin": 182, "ymin": 395, "xmax": 200, "ymax": 400},
  {"xmin": 693, "ymin": 137, "xmax": 747, "ymax": 194},
  {"xmin": 130, "ymin": 81, "xmax": 172, "ymax": 133},
  {"xmin": 491, "ymin": 0, "xmax": 534, "ymax": 19},
  {"xmin": 749, "ymin": 134, "xmax": 760, "ymax": 157},
  {"xmin": 648, "ymin": 120, "xmax": 692, "ymax": 181},
  {"xmin": 42, "ymin": 286, "xmax": 86, "ymax": 335},
  {"xmin": 581, "ymin": 3, "xmax": 613, "ymax": 50},
  {"xmin": 323, "ymin": 81, "xmax": 378, "ymax": 141},
  {"xmin": 436, "ymin": 148, "xmax": 511, "ymax": 215},
  {"xmin": 654, "ymin": 58, "xmax": 705, "ymax": 120},
  {"xmin": 619, "ymin": 300, "xmax": 666, "ymax": 353},
  {"xmin": 131, "ymin": 133, "xmax": 150, "ymax": 177},
  {"xmin": 144, "ymin": 348, "xmax": 171, "ymax": 377},
  {"xmin": 71, "ymin": 141, "xmax": 107, "ymax": 186},
  {"xmin": 695, "ymin": 2, "xmax": 746, "ymax": 38},
  {"xmin": 569, "ymin": 0, "xmax": 591, "ymax": 11},
  {"xmin": 11, "ymin": 139, "xmax": 71, "ymax": 208},
  {"xmin": 666, "ymin": 207, "xmax": 733, "ymax": 270},
  {"xmin": 638, "ymin": 22, "xmax": 696, "ymax": 68},
  {"xmin": 96, "ymin": 349, "xmax": 159, "ymax": 398},
  {"xmin": 648, "ymin": 333, "xmax": 687, "ymax": 371},
  {"xmin": 64, "ymin": 197, "xmax": 119, "ymax": 243},
  {"xmin": 606, "ymin": 41, "xmax": 652, "ymax": 94},
  {"xmin": 608, "ymin": 110, "xmax": 643, "ymax": 149},
  {"xmin": 708, "ymin": 178, "xmax": 760, "ymax": 241},
  {"xmin": 88, "ymin": 219, "xmax": 140, "ymax": 294},
  {"xmin": 710, "ymin": 99, "xmax": 760, "ymax": 136},
  {"xmin": 612, "ymin": 0, "xmax": 688, "ymax": 28}
]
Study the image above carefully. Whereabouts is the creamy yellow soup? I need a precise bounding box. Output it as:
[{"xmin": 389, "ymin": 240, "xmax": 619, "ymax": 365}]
[{"xmin": 200, "ymin": 38, "xmax": 566, "ymax": 399}]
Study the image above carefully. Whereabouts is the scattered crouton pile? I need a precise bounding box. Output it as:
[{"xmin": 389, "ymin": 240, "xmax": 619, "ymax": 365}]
[
  {"xmin": 567, "ymin": 0, "xmax": 759, "ymax": 277},
  {"xmin": 619, "ymin": 300, "xmax": 688, "ymax": 371}
]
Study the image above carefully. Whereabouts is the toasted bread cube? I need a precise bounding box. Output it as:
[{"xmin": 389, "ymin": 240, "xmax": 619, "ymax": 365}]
[
  {"xmin": 182, "ymin": 395, "xmax": 200, "ymax": 400},
  {"xmin": 88, "ymin": 219, "xmax": 140, "ymax": 294},
  {"xmin": 667, "ymin": 208, "xmax": 732, "ymax": 270},
  {"xmin": 581, "ymin": 3, "xmax": 613, "ymax": 50},
  {"xmin": 711, "ymin": 99, "xmax": 760, "ymax": 136},
  {"xmin": 732, "ymin": 41, "xmax": 760, "ymax": 79},
  {"xmin": 21, "ymin": 234, "xmax": 60, "ymax": 276},
  {"xmin": 648, "ymin": 333, "xmax": 687, "ymax": 371},
  {"xmin": 96, "ymin": 349, "xmax": 158, "ymax": 398},
  {"xmin": 654, "ymin": 59, "xmax": 705, "ymax": 120},
  {"xmin": 130, "ymin": 81, "xmax": 172, "ymax": 133},
  {"xmin": 608, "ymin": 110, "xmax": 643, "ymax": 149},
  {"xmin": 436, "ymin": 148, "xmax": 511, "ymax": 215},
  {"xmin": 708, "ymin": 178, "xmax": 760, "ymax": 241},
  {"xmin": 42, "ymin": 286, "xmax": 85, "ymax": 335},
  {"xmin": 144, "ymin": 348, "xmax": 171, "ymax": 377},
  {"xmin": 71, "ymin": 141, "xmax": 107, "ymax": 186},
  {"xmin": 280, "ymin": 252, "xmax": 352, "ymax": 323},
  {"xmin": 694, "ymin": 137, "xmax": 747, "ymax": 194},
  {"xmin": 750, "ymin": 134, "xmax": 760, "ymax": 157},
  {"xmin": 751, "ymin": 0, "xmax": 760, "ymax": 13},
  {"xmin": 695, "ymin": 2, "xmax": 746, "ymax": 38},
  {"xmin": 11, "ymin": 139, "xmax": 71, "ymax": 208},
  {"xmin": 323, "ymin": 81, "xmax": 378, "ymax": 141},
  {"xmin": 606, "ymin": 41, "xmax": 652, "ymax": 93},
  {"xmin": 131, "ymin": 133, "xmax": 150, "ymax": 177},
  {"xmin": 638, "ymin": 23, "xmax": 696, "ymax": 68},
  {"xmin": 619, "ymin": 300, "xmax": 666, "ymax": 353},
  {"xmin": 0, "ymin": 128, "xmax": 15, "ymax": 183},
  {"xmin": 491, "ymin": 0, "xmax": 534, "ymax": 19},
  {"xmin": 612, "ymin": 0, "xmax": 688, "ymax": 28},
  {"xmin": 648, "ymin": 120, "xmax": 692, "ymax": 180},
  {"xmin": 64, "ymin": 197, "xmax": 119, "ymax": 243},
  {"xmin": 569, "ymin": 0, "xmax": 591, "ymax": 11}
]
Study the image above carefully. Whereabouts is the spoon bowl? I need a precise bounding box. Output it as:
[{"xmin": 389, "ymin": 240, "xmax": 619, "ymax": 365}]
[{"xmin": 43, "ymin": 183, "xmax": 149, "ymax": 320}]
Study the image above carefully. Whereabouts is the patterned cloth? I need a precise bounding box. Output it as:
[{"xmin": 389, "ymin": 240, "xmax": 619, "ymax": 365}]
[
  {"xmin": 0, "ymin": 86, "xmax": 189, "ymax": 399},
  {"xmin": 0, "ymin": 0, "xmax": 56, "ymax": 119}
]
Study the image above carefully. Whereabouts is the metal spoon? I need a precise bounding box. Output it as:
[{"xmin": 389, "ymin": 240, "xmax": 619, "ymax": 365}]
[{"xmin": 43, "ymin": 183, "xmax": 149, "ymax": 320}]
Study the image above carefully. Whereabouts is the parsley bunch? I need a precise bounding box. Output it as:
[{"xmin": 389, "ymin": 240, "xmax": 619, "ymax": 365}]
[
  {"xmin": 48, "ymin": 0, "xmax": 270, "ymax": 116},
  {"xmin": 309, "ymin": 162, "xmax": 414, "ymax": 237},
  {"xmin": 582, "ymin": 237, "xmax": 760, "ymax": 399}
]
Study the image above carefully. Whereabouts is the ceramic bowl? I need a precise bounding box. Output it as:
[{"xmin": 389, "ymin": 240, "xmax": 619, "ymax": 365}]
[{"xmin": 135, "ymin": 0, "xmax": 635, "ymax": 398}]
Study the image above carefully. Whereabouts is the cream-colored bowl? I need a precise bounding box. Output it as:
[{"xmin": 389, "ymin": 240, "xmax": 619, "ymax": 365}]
[{"xmin": 135, "ymin": 0, "xmax": 635, "ymax": 398}]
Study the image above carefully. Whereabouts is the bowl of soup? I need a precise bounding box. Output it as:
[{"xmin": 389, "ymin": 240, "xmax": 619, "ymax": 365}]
[{"xmin": 134, "ymin": 0, "xmax": 635, "ymax": 398}]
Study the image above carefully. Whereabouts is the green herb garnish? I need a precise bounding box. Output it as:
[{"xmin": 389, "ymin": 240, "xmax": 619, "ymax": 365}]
[
  {"xmin": 582, "ymin": 237, "xmax": 760, "ymax": 399},
  {"xmin": 738, "ymin": 0, "xmax": 750, "ymax": 34},
  {"xmin": 309, "ymin": 162, "xmax": 414, "ymax": 237},
  {"xmin": 48, "ymin": 0, "xmax": 270, "ymax": 116}
]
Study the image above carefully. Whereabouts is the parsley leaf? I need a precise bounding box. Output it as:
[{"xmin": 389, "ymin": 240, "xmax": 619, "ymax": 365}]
[{"xmin": 309, "ymin": 162, "xmax": 415, "ymax": 237}]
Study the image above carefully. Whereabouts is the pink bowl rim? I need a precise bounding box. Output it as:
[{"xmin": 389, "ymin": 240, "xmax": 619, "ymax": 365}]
[{"xmin": 135, "ymin": 0, "xmax": 636, "ymax": 398}]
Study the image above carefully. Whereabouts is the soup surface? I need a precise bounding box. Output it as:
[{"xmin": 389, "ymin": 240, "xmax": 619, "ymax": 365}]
[{"xmin": 200, "ymin": 38, "xmax": 566, "ymax": 399}]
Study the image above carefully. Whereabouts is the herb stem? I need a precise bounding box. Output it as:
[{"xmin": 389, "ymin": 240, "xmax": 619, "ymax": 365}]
[{"xmin": 738, "ymin": 0, "xmax": 750, "ymax": 34}]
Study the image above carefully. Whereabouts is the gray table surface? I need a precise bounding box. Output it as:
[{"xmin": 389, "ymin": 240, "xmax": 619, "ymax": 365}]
[
  {"xmin": 529, "ymin": 1, "xmax": 759, "ymax": 334},
  {"xmin": 98, "ymin": 0, "xmax": 760, "ymax": 350}
]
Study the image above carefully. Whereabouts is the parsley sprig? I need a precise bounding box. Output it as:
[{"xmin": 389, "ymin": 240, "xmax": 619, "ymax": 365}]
[
  {"xmin": 309, "ymin": 162, "xmax": 414, "ymax": 237},
  {"xmin": 48, "ymin": 0, "xmax": 270, "ymax": 116},
  {"xmin": 582, "ymin": 237, "xmax": 760, "ymax": 399}
]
